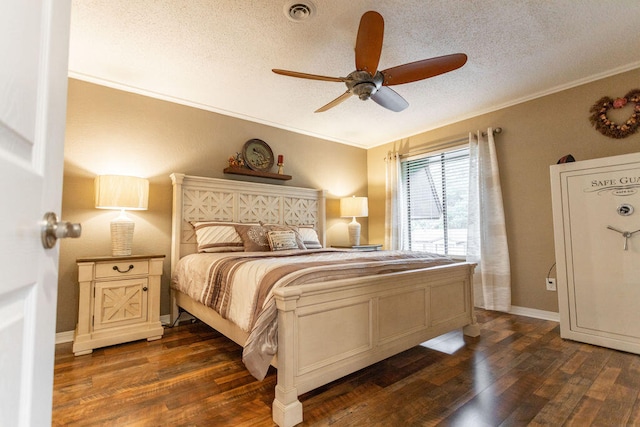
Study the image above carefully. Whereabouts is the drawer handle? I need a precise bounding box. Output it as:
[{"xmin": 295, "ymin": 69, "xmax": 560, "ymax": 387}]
[
  {"xmin": 113, "ymin": 264, "xmax": 134, "ymax": 273},
  {"xmin": 142, "ymin": 287, "xmax": 148, "ymax": 292}
]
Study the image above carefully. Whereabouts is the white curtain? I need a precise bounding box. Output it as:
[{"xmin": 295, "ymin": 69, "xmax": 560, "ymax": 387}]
[
  {"xmin": 467, "ymin": 128, "xmax": 511, "ymax": 311},
  {"xmin": 384, "ymin": 152, "xmax": 403, "ymax": 250}
]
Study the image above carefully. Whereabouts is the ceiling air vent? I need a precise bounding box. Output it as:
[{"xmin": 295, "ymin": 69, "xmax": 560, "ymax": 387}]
[{"xmin": 284, "ymin": 2, "xmax": 316, "ymax": 22}]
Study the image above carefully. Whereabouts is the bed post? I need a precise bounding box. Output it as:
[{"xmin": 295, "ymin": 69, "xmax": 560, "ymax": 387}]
[
  {"xmin": 317, "ymin": 189, "xmax": 327, "ymax": 247},
  {"xmin": 462, "ymin": 263, "xmax": 480, "ymax": 337},
  {"xmin": 272, "ymin": 288, "xmax": 303, "ymax": 427},
  {"xmin": 169, "ymin": 173, "xmax": 185, "ymax": 324}
]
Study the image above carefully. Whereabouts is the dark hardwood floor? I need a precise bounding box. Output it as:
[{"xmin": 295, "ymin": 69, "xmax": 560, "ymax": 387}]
[{"xmin": 53, "ymin": 310, "xmax": 640, "ymax": 426}]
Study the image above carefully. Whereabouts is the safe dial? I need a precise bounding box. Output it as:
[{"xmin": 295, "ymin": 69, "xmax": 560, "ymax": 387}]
[{"xmin": 617, "ymin": 204, "xmax": 634, "ymax": 216}]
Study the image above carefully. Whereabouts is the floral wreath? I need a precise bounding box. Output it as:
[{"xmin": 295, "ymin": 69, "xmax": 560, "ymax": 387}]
[{"xmin": 589, "ymin": 89, "xmax": 640, "ymax": 139}]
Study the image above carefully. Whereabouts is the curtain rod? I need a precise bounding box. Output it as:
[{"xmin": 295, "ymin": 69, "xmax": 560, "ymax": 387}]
[
  {"xmin": 399, "ymin": 127, "xmax": 502, "ymax": 159},
  {"xmin": 483, "ymin": 127, "xmax": 502, "ymax": 137}
]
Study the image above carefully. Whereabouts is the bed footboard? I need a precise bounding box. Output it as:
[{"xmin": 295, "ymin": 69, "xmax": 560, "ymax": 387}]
[{"xmin": 271, "ymin": 262, "xmax": 477, "ymax": 427}]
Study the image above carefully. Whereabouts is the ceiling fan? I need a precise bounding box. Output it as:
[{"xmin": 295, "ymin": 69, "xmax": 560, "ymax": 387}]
[{"xmin": 272, "ymin": 11, "xmax": 467, "ymax": 113}]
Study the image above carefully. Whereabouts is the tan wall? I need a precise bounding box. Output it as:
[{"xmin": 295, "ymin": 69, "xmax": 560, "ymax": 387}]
[
  {"xmin": 58, "ymin": 79, "xmax": 368, "ymax": 332},
  {"xmin": 59, "ymin": 70, "xmax": 640, "ymax": 332},
  {"xmin": 368, "ymin": 68, "xmax": 640, "ymax": 313}
]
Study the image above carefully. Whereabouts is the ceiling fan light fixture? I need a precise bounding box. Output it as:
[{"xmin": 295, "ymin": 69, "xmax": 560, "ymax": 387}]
[
  {"xmin": 284, "ymin": 1, "xmax": 316, "ymax": 22},
  {"xmin": 352, "ymin": 82, "xmax": 376, "ymax": 100},
  {"xmin": 346, "ymin": 71, "xmax": 383, "ymax": 100}
]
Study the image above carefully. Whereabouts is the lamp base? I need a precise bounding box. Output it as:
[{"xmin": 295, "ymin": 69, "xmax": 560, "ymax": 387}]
[
  {"xmin": 348, "ymin": 217, "xmax": 361, "ymax": 246},
  {"xmin": 111, "ymin": 211, "xmax": 134, "ymax": 256}
]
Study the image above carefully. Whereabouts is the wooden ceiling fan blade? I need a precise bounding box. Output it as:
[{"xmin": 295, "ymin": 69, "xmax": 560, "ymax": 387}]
[
  {"xmin": 381, "ymin": 53, "xmax": 468, "ymax": 86},
  {"xmin": 355, "ymin": 11, "xmax": 384, "ymax": 75},
  {"xmin": 272, "ymin": 69, "xmax": 345, "ymax": 83},
  {"xmin": 371, "ymin": 87, "xmax": 409, "ymax": 112},
  {"xmin": 315, "ymin": 91, "xmax": 352, "ymax": 113}
]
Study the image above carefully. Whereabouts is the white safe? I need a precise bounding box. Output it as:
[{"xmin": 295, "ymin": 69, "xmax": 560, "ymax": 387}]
[{"xmin": 551, "ymin": 152, "xmax": 640, "ymax": 354}]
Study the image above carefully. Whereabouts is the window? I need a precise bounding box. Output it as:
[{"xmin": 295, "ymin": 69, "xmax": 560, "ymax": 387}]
[{"xmin": 401, "ymin": 146, "xmax": 469, "ymax": 257}]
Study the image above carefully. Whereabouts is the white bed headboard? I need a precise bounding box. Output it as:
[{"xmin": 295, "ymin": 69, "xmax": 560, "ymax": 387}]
[{"xmin": 170, "ymin": 173, "xmax": 326, "ymax": 273}]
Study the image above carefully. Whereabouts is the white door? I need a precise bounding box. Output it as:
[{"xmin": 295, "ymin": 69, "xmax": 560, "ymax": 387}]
[{"xmin": 0, "ymin": 1, "xmax": 73, "ymax": 426}]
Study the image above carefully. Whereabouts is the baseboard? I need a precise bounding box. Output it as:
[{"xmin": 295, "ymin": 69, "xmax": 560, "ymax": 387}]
[
  {"xmin": 55, "ymin": 314, "xmax": 176, "ymax": 345},
  {"xmin": 56, "ymin": 330, "xmax": 75, "ymax": 344},
  {"xmin": 509, "ymin": 305, "xmax": 559, "ymax": 322}
]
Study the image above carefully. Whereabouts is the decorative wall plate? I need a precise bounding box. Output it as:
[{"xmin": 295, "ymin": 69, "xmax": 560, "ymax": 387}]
[{"xmin": 242, "ymin": 139, "xmax": 274, "ymax": 172}]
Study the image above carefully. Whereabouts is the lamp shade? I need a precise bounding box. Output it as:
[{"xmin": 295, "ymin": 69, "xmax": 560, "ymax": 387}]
[
  {"xmin": 340, "ymin": 196, "xmax": 368, "ymax": 218},
  {"xmin": 95, "ymin": 175, "xmax": 149, "ymax": 210}
]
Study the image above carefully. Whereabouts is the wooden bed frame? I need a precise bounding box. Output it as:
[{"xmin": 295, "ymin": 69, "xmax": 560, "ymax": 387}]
[{"xmin": 170, "ymin": 173, "xmax": 479, "ymax": 427}]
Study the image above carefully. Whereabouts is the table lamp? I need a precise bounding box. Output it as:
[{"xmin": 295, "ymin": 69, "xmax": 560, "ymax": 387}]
[
  {"xmin": 340, "ymin": 196, "xmax": 368, "ymax": 246},
  {"xmin": 95, "ymin": 175, "xmax": 149, "ymax": 256}
]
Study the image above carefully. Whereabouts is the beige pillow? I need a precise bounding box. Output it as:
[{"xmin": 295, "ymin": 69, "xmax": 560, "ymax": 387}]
[
  {"xmin": 234, "ymin": 224, "xmax": 271, "ymax": 252},
  {"xmin": 298, "ymin": 226, "xmax": 322, "ymax": 249},
  {"xmin": 263, "ymin": 224, "xmax": 306, "ymax": 249},
  {"xmin": 267, "ymin": 230, "xmax": 299, "ymax": 251},
  {"xmin": 191, "ymin": 221, "xmax": 245, "ymax": 253}
]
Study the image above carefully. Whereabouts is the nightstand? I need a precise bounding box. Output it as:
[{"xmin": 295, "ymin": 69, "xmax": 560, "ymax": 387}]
[
  {"xmin": 332, "ymin": 244, "xmax": 383, "ymax": 251},
  {"xmin": 72, "ymin": 254, "xmax": 165, "ymax": 356}
]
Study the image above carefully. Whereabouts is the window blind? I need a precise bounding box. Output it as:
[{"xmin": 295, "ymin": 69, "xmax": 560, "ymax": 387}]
[{"xmin": 401, "ymin": 146, "xmax": 470, "ymax": 256}]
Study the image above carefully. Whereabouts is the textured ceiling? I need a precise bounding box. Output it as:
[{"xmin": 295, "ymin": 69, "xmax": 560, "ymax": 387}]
[{"xmin": 68, "ymin": 0, "xmax": 640, "ymax": 149}]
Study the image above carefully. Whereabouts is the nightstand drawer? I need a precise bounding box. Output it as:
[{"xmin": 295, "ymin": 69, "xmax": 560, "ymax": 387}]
[{"xmin": 95, "ymin": 260, "xmax": 149, "ymax": 279}]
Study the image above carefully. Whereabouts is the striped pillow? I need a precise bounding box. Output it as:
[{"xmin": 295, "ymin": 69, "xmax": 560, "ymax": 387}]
[
  {"xmin": 191, "ymin": 221, "xmax": 247, "ymax": 253},
  {"xmin": 298, "ymin": 226, "xmax": 322, "ymax": 249}
]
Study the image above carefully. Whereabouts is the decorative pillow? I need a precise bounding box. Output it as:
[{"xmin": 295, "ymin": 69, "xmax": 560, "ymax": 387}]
[
  {"xmin": 298, "ymin": 226, "xmax": 322, "ymax": 249},
  {"xmin": 263, "ymin": 224, "xmax": 306, "ymax": 249},
  {"xmin": 267, "ymin": 230, "xmax": 299, "ymax": 251},
  {"xmin": 234, "ymin": 224, "xmax": 271, "ymax": 252},
  {"xmin": 191, "ymin": 221, "xmax": 245, "ymax": 253}
]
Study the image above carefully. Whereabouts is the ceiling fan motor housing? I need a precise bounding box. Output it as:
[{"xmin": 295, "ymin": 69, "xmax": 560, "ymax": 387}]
[{"xmin": 347, "ymin": 70, "xmax": 384, "ymax": 100}]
